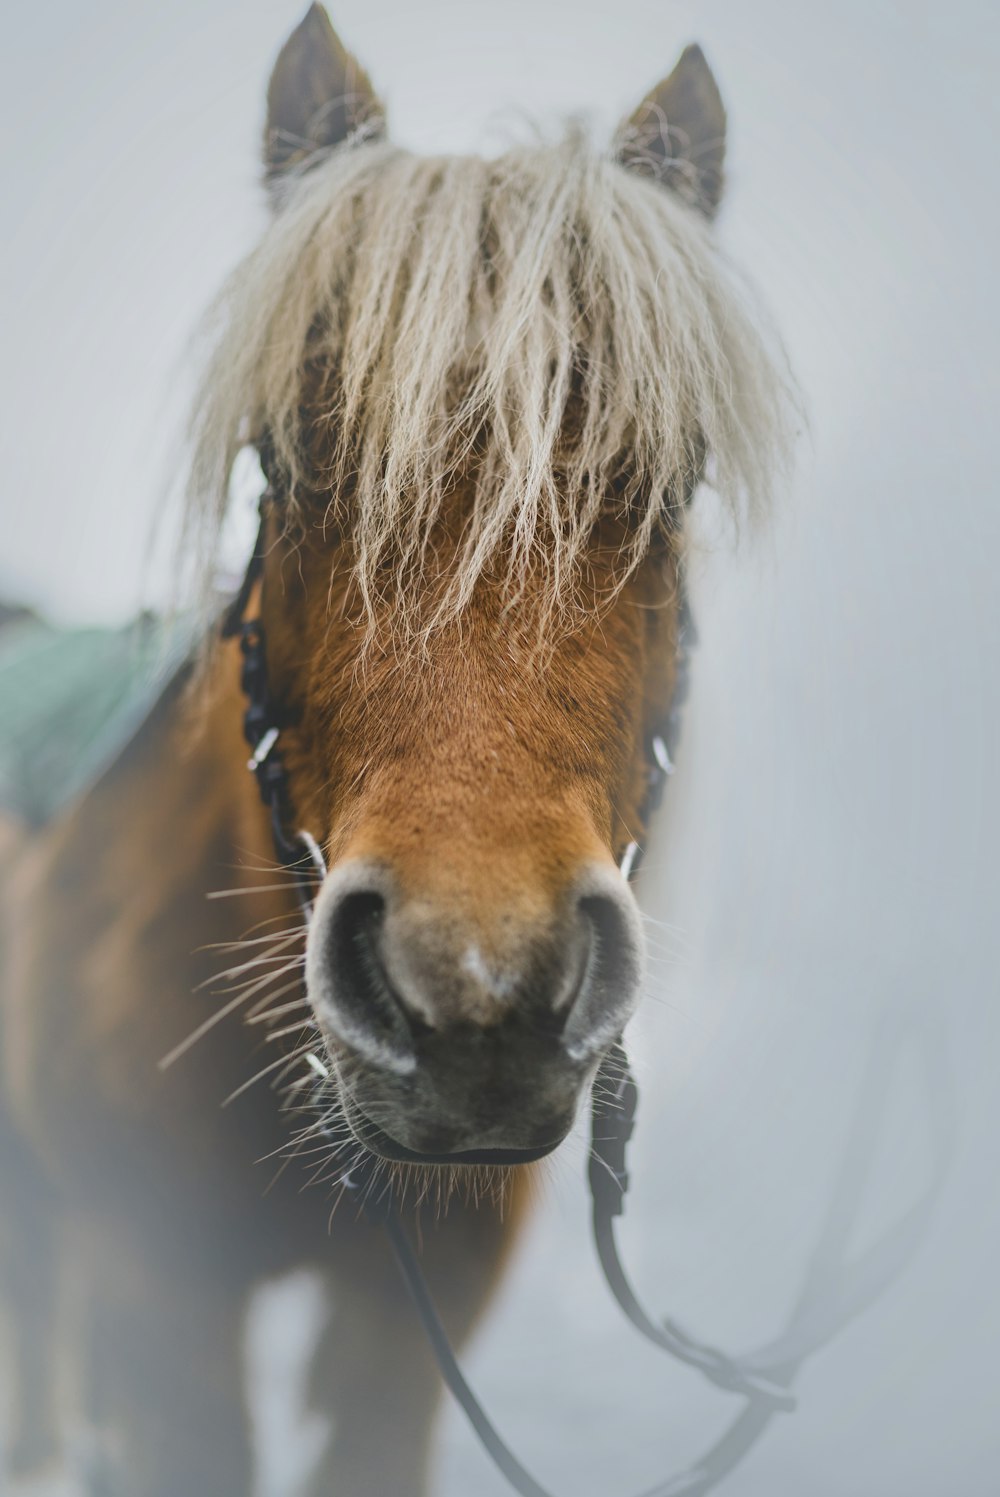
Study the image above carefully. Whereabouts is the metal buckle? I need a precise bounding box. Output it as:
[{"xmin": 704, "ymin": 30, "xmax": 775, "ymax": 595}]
[{"xmin": 247, "ymin": 725, "xmax": 280, "ymax": 772}]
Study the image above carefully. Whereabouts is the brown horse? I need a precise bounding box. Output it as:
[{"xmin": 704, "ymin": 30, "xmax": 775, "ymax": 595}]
[{"xmin": 0, "ymin": 8, "xmax": 791, "ymax": 1494}]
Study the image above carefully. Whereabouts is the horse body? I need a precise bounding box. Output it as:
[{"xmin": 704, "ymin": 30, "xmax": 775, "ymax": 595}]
[{"xmin": 1, "ymin": 7, "xmax": 791, "ymax": 1491}]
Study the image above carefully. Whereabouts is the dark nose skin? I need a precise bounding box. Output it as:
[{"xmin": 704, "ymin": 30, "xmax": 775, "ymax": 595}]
[
  {"xmin": 305, "ymin": 859, "xmax": 644, "ymax": 1159},
  {"xmin": 327, "ymin": 886, "xmax": 588, "ymax": 1039}
]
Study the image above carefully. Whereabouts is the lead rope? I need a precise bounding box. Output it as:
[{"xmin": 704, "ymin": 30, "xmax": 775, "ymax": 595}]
[{"xmin": 227, "ymin": 508, "xmax": 955, "ymax": 1497}]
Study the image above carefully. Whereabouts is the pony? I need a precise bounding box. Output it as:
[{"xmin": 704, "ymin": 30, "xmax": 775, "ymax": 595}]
[{"xmin": 0, "ymin": 7, "xmax": 791, "ymax": 1493}]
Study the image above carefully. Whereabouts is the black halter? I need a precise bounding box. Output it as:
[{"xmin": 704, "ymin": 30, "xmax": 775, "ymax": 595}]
[{"xmin": 224, "ymin": 493, "xmax": 953, "ymax": 1497}]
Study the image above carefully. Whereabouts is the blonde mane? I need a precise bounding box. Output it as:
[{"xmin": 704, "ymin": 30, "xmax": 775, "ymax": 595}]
[{"xmin": 184, "ymin": 128, "xmax": 794, "ymax": 632}]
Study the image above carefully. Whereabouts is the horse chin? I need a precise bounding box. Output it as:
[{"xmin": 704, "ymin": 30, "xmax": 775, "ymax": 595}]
[{"xmin": 340, "ymin": 1090, "xmax": 567, "ymax": 1169}]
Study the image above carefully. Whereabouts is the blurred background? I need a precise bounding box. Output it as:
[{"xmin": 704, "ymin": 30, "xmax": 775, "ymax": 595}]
[{"xmin": 2, "ymin": 1, "xmax": 997, "ymax": 1493}]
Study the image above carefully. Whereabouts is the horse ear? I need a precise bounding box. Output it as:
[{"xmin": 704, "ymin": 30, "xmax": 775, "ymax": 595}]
[
  {"xmin": 264, "ymin": 5, "xmax": 384, "ymax": 186},
  {"xmin": 614, "ymin": 45, "xmax": 726, "ymax": 219}
]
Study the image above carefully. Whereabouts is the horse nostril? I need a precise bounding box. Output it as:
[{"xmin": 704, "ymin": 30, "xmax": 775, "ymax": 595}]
[
  {"xmin": 563, "ymin": 878, "xmax": 644, "ymax": 1061},
  {"xmin": 334, "ymin": 889, "xmax": 385, "ymax": 980},
  {"xmin": 578, "ymin": 891, "xmax": 629, "ymax": 960},
  {"xmin": 317, "ymin": 887, "xmax": 420, "ymax": 1065}
]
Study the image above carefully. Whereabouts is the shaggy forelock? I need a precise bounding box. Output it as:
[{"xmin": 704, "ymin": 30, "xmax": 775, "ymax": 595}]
[{"xmin": 184, "ymin": 128, "xmax": 795, "ymax": 633}]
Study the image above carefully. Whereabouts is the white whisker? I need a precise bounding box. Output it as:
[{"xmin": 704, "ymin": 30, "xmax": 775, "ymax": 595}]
[
  {"xmin": 159, "ymin": 986, "xmax": 263, "ymax": 1072},
  {"xmin": 223, "ymin": 1044, "xmax": 313, "ymax": 1106},
  {"xmin": 245, "ymin": 994, "xmax": 309, "ymax": 1026},
  {"xmin": 207, "ymin": 883, "xmax": 302, "ymax": 900}
]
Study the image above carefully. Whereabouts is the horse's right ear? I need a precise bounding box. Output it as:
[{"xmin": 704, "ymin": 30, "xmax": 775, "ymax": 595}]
[{"xmin": 263, "ymin": 5, "xmax": 384, "ymax": 189}]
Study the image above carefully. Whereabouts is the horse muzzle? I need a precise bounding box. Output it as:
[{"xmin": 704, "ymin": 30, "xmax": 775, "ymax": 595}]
[{"xmin": 304, "ymin": 857, "xmax": 644, "ymax": 1162}]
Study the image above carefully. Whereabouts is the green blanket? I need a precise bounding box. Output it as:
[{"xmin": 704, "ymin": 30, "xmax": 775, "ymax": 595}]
[{"xmin": 0, "ymin": 611, "xmax": 196, "ymax": 827}]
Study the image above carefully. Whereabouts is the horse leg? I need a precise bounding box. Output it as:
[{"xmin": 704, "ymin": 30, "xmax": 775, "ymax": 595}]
[
  {"xmin": 1, "ymin": 820, "xmax": 63, "ymax": 1476},
  {"xmin": 80, "ymin": 1226, "xmax": 255, "ymax": 1497},
  {"xmin": 303, "ymin": 1249, "xmax": 440, "ymax": 1497},
  {"xmin": 0, "ymin": 1119, "xmax": 62, "ymax": 1478},
  {"xmin": 303, "ymin": 1180, "xmax": 530, "ymax": 1497}
]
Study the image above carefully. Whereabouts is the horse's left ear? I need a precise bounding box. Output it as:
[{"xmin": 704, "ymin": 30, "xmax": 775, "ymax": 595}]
[
  {"xmin": 263, "ymin": 5, "xmax": 384, "ymax": 188},
  {"xmin": 614, "ymin": 44, "xmax": 726, "ymax": 219}
]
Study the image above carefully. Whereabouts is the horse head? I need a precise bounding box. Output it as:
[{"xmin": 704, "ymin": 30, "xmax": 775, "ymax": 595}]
[{"xmin": 188, "ymin": 5, "xmax": 790, "ymax": 1169}]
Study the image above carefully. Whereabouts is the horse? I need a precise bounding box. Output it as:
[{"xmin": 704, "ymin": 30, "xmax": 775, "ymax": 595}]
[{"xmin": 0, "ymin": 7, "xmax": 791, "ymax": 1493}]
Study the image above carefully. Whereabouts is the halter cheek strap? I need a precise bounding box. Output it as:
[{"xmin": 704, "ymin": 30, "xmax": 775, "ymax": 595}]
[{"xmin": 221, "ymin": 498, "xmax": 325, "ymax": 915}]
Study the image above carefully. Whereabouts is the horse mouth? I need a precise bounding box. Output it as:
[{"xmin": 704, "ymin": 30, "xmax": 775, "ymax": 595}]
[{"xmin": 341, "ymin": 1093, "xmax": 565, "ymax": 1168}]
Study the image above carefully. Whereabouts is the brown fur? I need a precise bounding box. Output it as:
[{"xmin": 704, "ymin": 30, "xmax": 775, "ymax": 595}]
[{"xmin": 263, "ymin": 499, "xmax": 679, "ymax": 896}]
